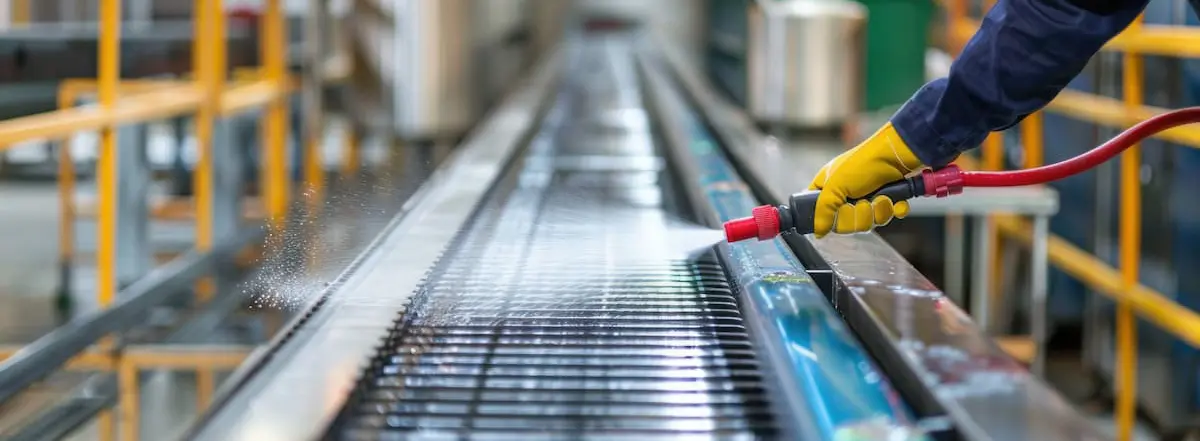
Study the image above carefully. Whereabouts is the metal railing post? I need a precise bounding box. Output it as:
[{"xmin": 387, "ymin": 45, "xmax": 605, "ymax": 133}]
[
  {"xmin": 96, "ymin": 0, "xmax": 122, "ymax": 311},
  {"xmin": 1117, "ymin": 13, "xmax": 1146, "ymax": 441},
  {"xmin": 56, "ymin": 88, "xmax": 78, "ymax": 318},
  {"xmin": 263, "ymin": 0, "xmax": 290, "ymax": 228},
  {"xmin": 303, "ymin": 0, "xmax": 328, "ymax": 206}
]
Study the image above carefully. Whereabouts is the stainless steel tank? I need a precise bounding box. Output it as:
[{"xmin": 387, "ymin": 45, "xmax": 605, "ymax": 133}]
[
  {"xmin": 392, "ymin": 0, "xmax": 476, "ymax": 140},
  {"xmin": 747, "ymin": 0, "xmax": 866, "ymax": 129}
]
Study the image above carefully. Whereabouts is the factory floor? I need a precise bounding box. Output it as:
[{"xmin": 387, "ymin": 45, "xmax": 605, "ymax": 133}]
[
  {"xmin": 0, "ymin": 185, "xmax": 1172, "ymax": 440},
  {"xmin": 0, "ymin": 142, "xmax": 1173, "ymax": 438}
]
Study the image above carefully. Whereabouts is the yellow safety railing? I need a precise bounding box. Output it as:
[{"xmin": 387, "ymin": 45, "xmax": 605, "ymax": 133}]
[
  {"xmin": 0, "ymin": 0, "xmax": 366, "ymax": 438},
  {"xmin": 941, "ymin": 2, "xmax": 1200, "ymax": 440}
]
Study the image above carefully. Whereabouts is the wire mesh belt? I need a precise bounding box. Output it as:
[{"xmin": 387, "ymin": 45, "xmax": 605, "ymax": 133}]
[{"xmin": 326, "ymin": 36, "xmax": 777, "ymax": 441}]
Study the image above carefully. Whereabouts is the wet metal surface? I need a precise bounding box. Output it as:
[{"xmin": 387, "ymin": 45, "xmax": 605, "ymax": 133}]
[
  {"xmin": 185, "ymin": 47, "xmax": 563, "ymax": 441},
  {"xmin": 326, "ymin": 37, "xmax": 776, "ymax": 441},
  {"xmin": 649, "ymin": 40, "xmax": 1113, "ymax": 441},
  {"xmin": 639, "ymin": 47, "xmax": 921, "ymax": 440}
]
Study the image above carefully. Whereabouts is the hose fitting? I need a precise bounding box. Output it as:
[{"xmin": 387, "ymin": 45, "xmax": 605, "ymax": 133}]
[{"xmin": 921, "ymin": 165, "xmax": 965, "ymax": 198}]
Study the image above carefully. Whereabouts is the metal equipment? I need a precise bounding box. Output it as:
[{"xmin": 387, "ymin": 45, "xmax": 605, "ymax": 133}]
[
  {"xmin": 180, "ymin": 33, "xmax": 1108, "ymax": 441},
  {"xmin": 348, "ymin": 0, "xmax": 478, "ymax": 141},
  {"xmin": 746, "ymin": 0, "xmax": 866, "ymax": 129},
  {"xmin": 472, "ymin": 0, "xmax": 533, "ymax": 107}
]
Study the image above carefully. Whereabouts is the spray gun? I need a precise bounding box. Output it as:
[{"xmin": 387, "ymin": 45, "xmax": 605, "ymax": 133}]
[
  {"xmin": 724, "ymin": 167, "xmax": 963, "ymax": 241},
  {"xmin": 724, "ymin": 106, "xmax": 1200, "ymax": 243}
]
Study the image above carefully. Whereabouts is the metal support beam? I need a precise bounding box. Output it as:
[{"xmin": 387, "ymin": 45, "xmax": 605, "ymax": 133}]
[
  {"xmin": 261, "ymin": 0, "xmax": 290, "ymax": 226},
  {"xmin": 0, "ymin": 227, "xmax": 263, "ymax": 405},
  {"xmin": 212, "ymin": 117, "xmax": 244, "ymax": 240},
  {"xmin": 4, "ymin": 375, "xmax": 117, "ymax": 441},
  {"xmin": 115, "ymin": 123, "xmax": 152, "ymax": 291},
  {"xmin": 124, "ymin": 0, "xmax": 151, "ymax": 22},
  {"xmin": 1032, "ymin": 215, "xmax": 1050, "ymax": 375},
  {"xmin": 944, "ymin": 214, "xmax": 965, "ymax": 305},
  {"xmin": 124, "ymin": 345, "xmax": 251, "ymax": 368},
  {"xmin": 211, "ymin": 116, "xmax": 246, "ymax": 293},
  {"xmin": 302, "ymin": 0, "xmax": 327, "ymax": 203},
  {"xmin": 972, "ymin": 216, "xmax": 994, "ymax": 332},
  {"xmin": 96, "ymin": 0, "xmax": 122, "ymax": 309}
]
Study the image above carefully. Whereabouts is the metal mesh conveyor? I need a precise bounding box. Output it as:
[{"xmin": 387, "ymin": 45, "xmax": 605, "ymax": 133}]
[{"xmin": 324, "ymin": 37, "xmax": 777, "ymax": 441}]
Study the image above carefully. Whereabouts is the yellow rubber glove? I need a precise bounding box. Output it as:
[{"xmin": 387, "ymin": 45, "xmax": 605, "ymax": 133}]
[{"xmin": 807, "ymin": 122, "xmax": 925, "ymax": 237}]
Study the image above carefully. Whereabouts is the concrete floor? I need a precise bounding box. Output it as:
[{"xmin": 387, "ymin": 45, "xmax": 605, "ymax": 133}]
[{"xmin": 0, "ymin": 182, "xmax": 70, "ymax": 344}]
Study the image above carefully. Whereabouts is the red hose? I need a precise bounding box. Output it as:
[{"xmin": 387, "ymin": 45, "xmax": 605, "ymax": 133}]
[{"xmin": 959, "ymin": 106, "xmax": 1200, "ymax": 187}]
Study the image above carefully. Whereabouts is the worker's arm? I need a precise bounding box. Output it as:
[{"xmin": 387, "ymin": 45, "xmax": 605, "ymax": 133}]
[
  {"xmin": 890, "ymin": 0, "xmax": 1148, "ymax": 168},
  {"xmin": 808, "ymin": 0, "xmax": 1148, "ymax": 237}
]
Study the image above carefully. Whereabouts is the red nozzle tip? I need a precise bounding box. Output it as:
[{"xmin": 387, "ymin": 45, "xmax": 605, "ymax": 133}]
[
  {"xmin": 724, "ymin": 217, "xmax": 759, "ymax": 243},
  {"xmin": 723, "ymin": 205, "xmax": 781, "ymax": 243}
]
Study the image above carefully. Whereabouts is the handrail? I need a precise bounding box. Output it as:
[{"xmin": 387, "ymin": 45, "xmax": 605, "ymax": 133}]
[
  {"xmin": 0, "ymin": 0, "xmax": 305, "ymax": 438},
  {"xmin": 0, "ymin": 85, "xmax": 204, "ymax": 148},
  {"xmin": 940, "ymin": 3, "xmax": 1193, "ymax": 441},
  {"xmin": 0, "ymin": 78, "xmax": 295, "ymax": 150},
  {"xmin": 1048, "ymin": 90, "xmax": 1200, "ymax": 147},
  {"xmin": 0, "ymin": 228, "xmax": 261, "ymax": 405},
  {"xmin": 952, "ymin": 156, "xmax": 1200, "ymax": 348}
]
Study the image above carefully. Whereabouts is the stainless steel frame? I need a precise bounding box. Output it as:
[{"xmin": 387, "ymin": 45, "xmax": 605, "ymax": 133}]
[
  {"xmin": 650, "ymin": 36, "xmax": 1111, "ymax": 441},
  {"xmin": 182, "ymin": 47, "xmax": 562, "ymax": 441},
  {"xmin": 746, "ymin": 0, "xmax": 866, "ymax": 129}
]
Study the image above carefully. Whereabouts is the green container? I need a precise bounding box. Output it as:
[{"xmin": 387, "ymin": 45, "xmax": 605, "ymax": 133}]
[{"xmin": 855, "ymin": 0, "xmax": 934, "ymax": 111}]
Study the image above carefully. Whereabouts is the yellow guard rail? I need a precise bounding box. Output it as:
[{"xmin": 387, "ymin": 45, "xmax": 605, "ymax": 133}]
[
  {"xmin": 0, "ymin": 0, "xmax": 326, "ymax": 438},
  {"xmin": 941, "ymin": 2, "xmax": 1200, "ymax": 440}
]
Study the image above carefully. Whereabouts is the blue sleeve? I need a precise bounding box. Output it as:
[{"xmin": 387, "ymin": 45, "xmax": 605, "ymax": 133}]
[{"xmin": 889, "ymin": 0, "xmax": 1148, "ymax": 168}]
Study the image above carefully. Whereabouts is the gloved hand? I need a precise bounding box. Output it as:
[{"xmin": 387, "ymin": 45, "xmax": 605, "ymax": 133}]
[{"xmin": 808, "ymin": 122, "xmax": 925, "ymax": 237}]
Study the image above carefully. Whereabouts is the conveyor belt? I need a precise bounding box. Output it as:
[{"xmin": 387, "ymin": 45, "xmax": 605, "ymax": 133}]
[{"xmin": 324, "ymin": 36, "xmax": 777, "ymax": 441}]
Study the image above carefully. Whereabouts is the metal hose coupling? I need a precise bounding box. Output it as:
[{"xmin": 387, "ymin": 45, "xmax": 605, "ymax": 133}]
[{"xmin": 724, "ymin": 166, "xmax": 964, "ymax": 243}]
